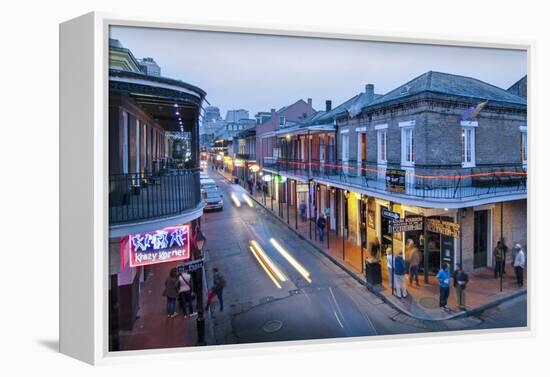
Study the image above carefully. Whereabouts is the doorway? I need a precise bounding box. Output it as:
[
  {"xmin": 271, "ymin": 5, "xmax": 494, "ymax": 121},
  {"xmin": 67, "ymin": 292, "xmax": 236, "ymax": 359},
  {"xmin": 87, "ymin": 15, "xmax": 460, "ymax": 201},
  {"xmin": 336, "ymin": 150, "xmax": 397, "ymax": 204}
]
[{"xmin": 474, "ymin": 210, "xmax": 490, "ymax": 268}]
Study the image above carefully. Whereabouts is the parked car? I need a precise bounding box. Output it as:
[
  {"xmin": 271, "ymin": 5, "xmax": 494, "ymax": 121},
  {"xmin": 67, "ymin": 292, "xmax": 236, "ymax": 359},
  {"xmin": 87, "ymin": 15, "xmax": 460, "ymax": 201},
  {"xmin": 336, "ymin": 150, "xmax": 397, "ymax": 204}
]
[
  {"xmin": 200, "ymin": 178, "xmax": 218, "ymax": 191},
  {"xmin": 202, "ymin": 188, "xmax": 223, "ymax": 211}
]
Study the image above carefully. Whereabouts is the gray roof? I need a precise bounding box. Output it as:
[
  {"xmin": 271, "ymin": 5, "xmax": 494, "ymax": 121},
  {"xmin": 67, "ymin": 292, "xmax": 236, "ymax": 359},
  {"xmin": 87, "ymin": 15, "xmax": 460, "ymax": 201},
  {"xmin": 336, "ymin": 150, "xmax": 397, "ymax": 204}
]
[{"xmin": 367, "ymin": 71, "xmax": 527, "ymax": 109}]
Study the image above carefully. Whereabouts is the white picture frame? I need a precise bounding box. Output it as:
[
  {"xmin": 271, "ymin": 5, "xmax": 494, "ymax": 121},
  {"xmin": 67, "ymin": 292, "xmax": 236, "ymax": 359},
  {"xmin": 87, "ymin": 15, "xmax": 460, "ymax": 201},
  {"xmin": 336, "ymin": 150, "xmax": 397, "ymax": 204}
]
[{"xmin": 59, "ymin": 12, "xmax": 534, "ymax": 365}]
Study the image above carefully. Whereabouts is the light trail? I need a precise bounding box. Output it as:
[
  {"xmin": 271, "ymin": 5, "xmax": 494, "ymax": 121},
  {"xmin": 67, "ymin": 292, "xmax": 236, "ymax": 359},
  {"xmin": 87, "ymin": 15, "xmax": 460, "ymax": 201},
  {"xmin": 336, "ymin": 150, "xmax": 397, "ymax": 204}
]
[
  {"xmin": 250, "ymin": 240, "xmax": 287, "ymax": 282},
  {"xmin": 270, "ymin": 238, "xmax": 312, "ymax": 283},
  {"xmin": 249, "ymin": 246, "xmax": 281, "ymax": 289},
  {"xmin": 230, "ymin": 192, "xmax": 241, "ymax": 207},
  {"xmin": 242, "ymin": 193, "xmax": 254, "ymax": 207}
]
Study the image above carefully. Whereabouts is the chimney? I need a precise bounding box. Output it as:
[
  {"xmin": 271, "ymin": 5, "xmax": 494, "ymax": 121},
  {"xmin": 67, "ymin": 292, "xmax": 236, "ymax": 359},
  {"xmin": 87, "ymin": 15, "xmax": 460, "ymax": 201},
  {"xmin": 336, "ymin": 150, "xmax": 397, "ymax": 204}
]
[
  {"xmin": 325, "ymin": 100, "xmax": 332, "ymax": 112},
  {"xmin": 271, "ymin": 108, "xmax": 276, "ymax": 115},
  {"xmin": 365, "ymin": 84, "xmax": 375, "ymax": 103},
  {"xmin": 307, "ymin": 98, "xmax": 313, "ymax": 107}
]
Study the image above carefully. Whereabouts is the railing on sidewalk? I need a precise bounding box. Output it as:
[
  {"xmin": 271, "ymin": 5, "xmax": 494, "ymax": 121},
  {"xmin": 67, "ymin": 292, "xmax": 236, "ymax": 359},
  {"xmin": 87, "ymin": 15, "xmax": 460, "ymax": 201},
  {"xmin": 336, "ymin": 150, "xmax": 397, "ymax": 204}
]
[
  {"xmin": 268, "ymin": 158, "xmax": 527, "ymax": 200},
  {"xmin": 109, "ymin": 168, "xmax": 201, "ymax": 225}
]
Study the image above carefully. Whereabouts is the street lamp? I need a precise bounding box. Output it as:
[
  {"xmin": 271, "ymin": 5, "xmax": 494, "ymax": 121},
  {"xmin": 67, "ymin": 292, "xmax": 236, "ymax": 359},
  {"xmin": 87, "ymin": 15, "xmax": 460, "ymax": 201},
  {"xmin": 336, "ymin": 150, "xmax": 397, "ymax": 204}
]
[{"xmin": 193, "ymin": 225, "xmax": 207, "ymax": 346}]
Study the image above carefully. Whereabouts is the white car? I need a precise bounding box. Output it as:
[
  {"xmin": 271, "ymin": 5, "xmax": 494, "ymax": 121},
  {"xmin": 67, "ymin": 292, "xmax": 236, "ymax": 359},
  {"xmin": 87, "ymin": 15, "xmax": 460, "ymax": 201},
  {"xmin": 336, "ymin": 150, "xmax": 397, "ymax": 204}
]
[
  {"xmin": 202, "ymin": 188, "xmax": 223, "ymax": 211},
  {"xmin": 200, "ymin": 178, "xmax": 218, "ymax": 191}
]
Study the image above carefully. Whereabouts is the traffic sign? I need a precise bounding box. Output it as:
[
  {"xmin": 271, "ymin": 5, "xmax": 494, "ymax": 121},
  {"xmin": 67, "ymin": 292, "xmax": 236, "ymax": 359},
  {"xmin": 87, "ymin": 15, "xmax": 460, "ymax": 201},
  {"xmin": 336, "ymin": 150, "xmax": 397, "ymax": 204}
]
[
  {"xmin": 382, "ymin": 209, "xmax": 400, "ymax": 221},
  {"xmin": 177, "ymin": 259, "xmax": 204, "ymax": 273}
]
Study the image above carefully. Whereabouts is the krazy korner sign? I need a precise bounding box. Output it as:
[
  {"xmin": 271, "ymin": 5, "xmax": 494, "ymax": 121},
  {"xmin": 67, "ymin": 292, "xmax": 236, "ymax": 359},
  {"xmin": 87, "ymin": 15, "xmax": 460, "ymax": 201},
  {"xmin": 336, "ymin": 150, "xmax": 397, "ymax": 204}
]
[{"xmin": 128, "ymin": 225, "xmax": 190, "ymax": 267}]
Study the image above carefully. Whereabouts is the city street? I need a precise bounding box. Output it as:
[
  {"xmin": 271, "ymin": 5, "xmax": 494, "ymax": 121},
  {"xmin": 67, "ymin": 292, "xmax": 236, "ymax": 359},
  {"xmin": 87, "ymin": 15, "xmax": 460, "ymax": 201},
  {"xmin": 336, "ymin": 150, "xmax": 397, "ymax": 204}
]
[{"xmin": 200, "ymin": 167, "xmax": 527, "ymax": 345}]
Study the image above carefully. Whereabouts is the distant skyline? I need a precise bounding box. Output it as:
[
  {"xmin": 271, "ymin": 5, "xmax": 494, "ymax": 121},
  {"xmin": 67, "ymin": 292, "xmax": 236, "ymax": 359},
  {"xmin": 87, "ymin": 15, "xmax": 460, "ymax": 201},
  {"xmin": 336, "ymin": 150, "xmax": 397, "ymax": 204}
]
[{"xmin": 110, "ymin": 26, "xmax": 527, "ymax": 118}]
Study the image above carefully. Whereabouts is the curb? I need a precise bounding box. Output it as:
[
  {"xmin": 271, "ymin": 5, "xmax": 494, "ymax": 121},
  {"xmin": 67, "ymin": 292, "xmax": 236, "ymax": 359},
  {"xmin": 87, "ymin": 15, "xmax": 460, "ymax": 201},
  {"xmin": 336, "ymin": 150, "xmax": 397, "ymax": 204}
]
[{"xmin": 212, "ymin": 169, "xmax": 526, "ymax": 322}]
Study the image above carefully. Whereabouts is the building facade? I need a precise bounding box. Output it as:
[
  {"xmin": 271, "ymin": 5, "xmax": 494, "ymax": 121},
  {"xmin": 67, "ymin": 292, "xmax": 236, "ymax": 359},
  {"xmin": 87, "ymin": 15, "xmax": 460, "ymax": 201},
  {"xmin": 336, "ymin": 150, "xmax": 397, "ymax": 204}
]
[
  {"xmin": 108, "ymin": 42, "xmax": 207, "ymax": 350},
  {"xmin": 264, "ymin": 72, "xmax": 527, "ymax": 280}
]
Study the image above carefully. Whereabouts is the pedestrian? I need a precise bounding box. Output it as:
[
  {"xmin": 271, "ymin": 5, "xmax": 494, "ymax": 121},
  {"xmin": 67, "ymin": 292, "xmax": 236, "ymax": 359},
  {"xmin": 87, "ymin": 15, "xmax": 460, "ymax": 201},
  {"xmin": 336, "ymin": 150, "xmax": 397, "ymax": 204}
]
[
  {"xmin": 453, "ymin": 264, "xmax": 469, "ymax": 310},
  {"xmin": 163, "ymin": 268, "xmax": 180, "ymax": 318},
  {"xmin": 247, "ymin": 177, "xmax": 254, "ymax": 194},
  {"xmin": 513, "ymin": 243, "xmax": 526, "ymax": 287},
  {"xmin": 394, "ymin": 251, "xmax": 408, "ymax": 298},
  {"xmin": 178, "ymin": 269, "xmax": 196, "ymax": 318},
  {"xmin": 205, "ymin": 267, "xmax": 226, "ymax": 312},
  {"xmin": 316, "ymin": 213, "xmax": 326, "ymax": 242},
  {"xmin": 386, "ymin": 246, "xmax": 394, "ymax": 290},
  {"xmin": 299, "ymin": 200, "xmax": 307, "ymax": 222},
  {"xmin": 493, "ymin": 241, "xmax": 507, "ymax": 279},
  {"xmin": 436, "ymin": 263, "xmax": 451, "ymax": 310},
  {"xmin": 408, "ymin": 240, "xmax": 422, "ymax": 286}
]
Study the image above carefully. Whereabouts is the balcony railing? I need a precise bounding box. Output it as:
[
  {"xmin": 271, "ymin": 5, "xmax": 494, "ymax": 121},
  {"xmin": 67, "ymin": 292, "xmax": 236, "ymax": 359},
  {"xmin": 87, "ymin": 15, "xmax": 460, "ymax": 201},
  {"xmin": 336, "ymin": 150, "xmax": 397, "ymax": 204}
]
[
  {"xmin": 266, "ymin": 158, "xmax": 527, "ymax": 201},
  {"xmin": 236, "ymin": 153, "xmax": 255, "ymax": 161},
  {"xmin": 109, "ymin": 168, "xmax": 201, "ymax": 225}
]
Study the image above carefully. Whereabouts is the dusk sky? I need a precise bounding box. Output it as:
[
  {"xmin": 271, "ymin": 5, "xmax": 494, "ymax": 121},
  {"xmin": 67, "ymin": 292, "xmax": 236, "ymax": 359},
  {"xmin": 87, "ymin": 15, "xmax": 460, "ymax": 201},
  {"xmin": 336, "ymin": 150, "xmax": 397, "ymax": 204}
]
[{"xmin": 110, "ymin": 26, "xmax": 527, "ymax": 119}]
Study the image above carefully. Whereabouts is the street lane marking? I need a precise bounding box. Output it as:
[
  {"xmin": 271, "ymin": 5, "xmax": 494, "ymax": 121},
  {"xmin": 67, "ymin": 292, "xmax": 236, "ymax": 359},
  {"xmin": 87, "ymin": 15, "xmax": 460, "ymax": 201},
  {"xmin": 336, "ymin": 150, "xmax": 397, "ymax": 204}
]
[
  {"xmin": 329, "ymin": 288, "xmax": 345, "ymax": 320},
  {"xmin": 333, "ymin": 311, "xmax": 344, "ymax": 328}
]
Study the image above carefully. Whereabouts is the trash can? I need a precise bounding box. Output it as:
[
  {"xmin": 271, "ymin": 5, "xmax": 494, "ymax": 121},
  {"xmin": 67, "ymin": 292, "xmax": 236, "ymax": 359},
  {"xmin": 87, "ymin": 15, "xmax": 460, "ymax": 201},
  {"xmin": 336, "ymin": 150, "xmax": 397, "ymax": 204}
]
[{"xmin": 365, "ymin": 260, "xmax": 382, "ymax": 285}]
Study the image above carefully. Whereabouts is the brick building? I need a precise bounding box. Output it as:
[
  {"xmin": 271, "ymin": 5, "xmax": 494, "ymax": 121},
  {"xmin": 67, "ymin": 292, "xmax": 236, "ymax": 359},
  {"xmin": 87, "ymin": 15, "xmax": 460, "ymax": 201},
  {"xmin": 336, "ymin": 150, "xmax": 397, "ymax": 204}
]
[{"xmin": 267, "ymin": 71, "xmax": 527, "ymax": 279}]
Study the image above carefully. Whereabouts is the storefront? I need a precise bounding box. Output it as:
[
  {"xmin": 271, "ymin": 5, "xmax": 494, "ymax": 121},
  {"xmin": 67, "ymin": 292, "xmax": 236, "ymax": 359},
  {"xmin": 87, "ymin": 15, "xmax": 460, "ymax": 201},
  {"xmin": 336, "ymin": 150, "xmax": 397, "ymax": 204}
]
[{"xmin": 110, "ymin": 224, "xmax": 193, "ymax": 331}]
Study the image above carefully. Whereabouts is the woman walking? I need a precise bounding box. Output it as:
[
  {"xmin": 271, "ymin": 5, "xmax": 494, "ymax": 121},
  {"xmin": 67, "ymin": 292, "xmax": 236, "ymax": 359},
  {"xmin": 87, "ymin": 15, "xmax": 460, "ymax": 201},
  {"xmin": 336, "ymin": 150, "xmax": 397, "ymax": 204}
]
[{"xmin": 163, "ymin": 268, "xmax": 180, "ymax": 318}]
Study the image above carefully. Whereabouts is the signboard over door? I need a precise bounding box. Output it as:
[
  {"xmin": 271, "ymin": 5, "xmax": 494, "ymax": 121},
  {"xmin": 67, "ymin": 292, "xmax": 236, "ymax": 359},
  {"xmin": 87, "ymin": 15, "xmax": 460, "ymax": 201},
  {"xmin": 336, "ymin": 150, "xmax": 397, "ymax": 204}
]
[
  {"xmin": 426, "ymin": 218, "xmax": 460, "ymax": 238},
  {"xmin": 128, "ymin": 225, "xmax": 191, "ymax": 267},
  {"xmin": 389, "ymin": 216, "xmax": 424, "ymax": 233}
]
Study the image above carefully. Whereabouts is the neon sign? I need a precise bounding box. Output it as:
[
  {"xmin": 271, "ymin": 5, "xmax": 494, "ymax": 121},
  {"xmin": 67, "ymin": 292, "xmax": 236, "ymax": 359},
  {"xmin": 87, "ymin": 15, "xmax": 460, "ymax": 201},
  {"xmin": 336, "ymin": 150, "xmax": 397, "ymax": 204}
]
[{"xmin": 128, "ymin": 225, "xmax": 190, "ymax": 267}]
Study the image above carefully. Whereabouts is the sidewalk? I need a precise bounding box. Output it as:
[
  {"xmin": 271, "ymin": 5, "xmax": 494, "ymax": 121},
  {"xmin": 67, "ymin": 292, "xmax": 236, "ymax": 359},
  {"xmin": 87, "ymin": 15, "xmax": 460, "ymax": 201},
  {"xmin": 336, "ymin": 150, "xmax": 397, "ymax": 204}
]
[
  {"xmin": 117, "ymin": 261, "xmax": 212, "ymax": 351},
  {"xmin": 215, "ymin": 167, "xmax": 527, "ymax": 321}
]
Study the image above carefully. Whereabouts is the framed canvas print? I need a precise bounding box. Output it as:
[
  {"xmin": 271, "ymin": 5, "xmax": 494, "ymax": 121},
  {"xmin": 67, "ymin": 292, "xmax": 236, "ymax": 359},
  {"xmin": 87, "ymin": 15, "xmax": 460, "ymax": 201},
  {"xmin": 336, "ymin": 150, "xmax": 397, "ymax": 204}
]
[{"xmin": 60, "ymin": 12, "xmax": 531, "ymax": 365}]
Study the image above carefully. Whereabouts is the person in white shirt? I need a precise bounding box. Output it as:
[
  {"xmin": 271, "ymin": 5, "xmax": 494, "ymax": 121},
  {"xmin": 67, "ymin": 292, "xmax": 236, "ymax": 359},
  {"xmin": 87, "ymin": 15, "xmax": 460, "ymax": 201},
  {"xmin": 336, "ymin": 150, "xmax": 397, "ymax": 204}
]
[
  {"xmin": 386, "ymin": 246, "xmax": 394, "ymax": 290},
  {"xmin": 178, "ymin": 271, "xmax": 196, "ymax": 317},
  {"xmin": 513, "ymin": 244, "xmax": 526, "ymax": 287}
]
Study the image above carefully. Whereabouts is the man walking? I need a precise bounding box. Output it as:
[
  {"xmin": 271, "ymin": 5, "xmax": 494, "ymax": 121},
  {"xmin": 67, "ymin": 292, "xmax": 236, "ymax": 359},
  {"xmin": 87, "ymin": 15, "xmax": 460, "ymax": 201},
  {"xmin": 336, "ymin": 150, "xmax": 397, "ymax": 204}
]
[
  {"xmin": 453, "ymin": 264, "xmax": 469, "ymax": 310},
  {"xmin": 436, "ymin": 263, "xmax": 451, "ymax": 310},
  {"xmin": 316, "ymin": 214, "xmax": 326, "ymax": 242},
  {"xmin": 394, "ymin": 251, "xmax": 408, "ymax": 298},
  {"xmin": 386, "ymin": 246, "xmax": 394, "ymax": 290},
  {"xmin": 206, "ymin": 267, "xmax": 226, "ymax": 312},
  {"xmin": 178, "ymin": 269, "xmax": 196, "ymax": 318},
  {"xmin": 513, "ymin": 244, "xmax": 526, "ymax": 287},
  {"xmin": 299, "ymin": 200, "xmax": 307, "ymax": 222},
  {"xmin": 408, "ymin": 241, "xmax": 422, "ymax": 286}
]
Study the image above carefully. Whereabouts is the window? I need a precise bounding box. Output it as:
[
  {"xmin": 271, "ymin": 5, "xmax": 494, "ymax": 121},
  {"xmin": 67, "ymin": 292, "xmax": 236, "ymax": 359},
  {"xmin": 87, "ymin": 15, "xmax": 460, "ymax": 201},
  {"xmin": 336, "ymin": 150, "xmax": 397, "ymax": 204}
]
[
  {"xmin": 122, "ymin": 111, "xmax": 129, "ymax": 174},
  {"xmin": 341, "ymin": 133, "xmax": 350, "ymax": 162},
  {"xmin": 400, "ymin": 121, "xmax": 415, "ymax": 166},
  {"xmin": 279, "ymin": 116, "xmax": 286, "ymax": 126},
  {"xmin": 520, "ymin": 127, "xmax": 527, "ymax": 164},
  {"xmin": 461, "ymin": 121, "xmax": 477, "ymax": 167},
  {"xmin": 377, "ymin": 129, "xmax": 387, "ymax": 164}
]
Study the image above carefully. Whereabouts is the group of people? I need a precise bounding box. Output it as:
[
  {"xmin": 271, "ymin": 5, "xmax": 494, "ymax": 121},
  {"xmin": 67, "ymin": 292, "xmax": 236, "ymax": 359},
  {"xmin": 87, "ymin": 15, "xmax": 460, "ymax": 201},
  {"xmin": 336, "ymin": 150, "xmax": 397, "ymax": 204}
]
[
  {"xmin": 386, "ymin": 239, "xmax": 423, "ymax": 299},
  {"xmin": 163, "ymin": 266, "xmax": 226, "ymax": 318},
  {"xmin": 384, "ymin": 238, "xmax": 526, "ymax": 311},
  {"xmin": 493, "ymin": 241, "xmax": 526, "ymax": 287}
]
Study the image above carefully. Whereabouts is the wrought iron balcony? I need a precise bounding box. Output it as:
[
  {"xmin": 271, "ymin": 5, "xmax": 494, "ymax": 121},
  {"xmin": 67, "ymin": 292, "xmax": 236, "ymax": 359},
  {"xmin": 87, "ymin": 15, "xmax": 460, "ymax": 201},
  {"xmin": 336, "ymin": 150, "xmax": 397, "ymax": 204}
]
[
  {"xmin": 266, "ymin": 159, "xmax": 527, "ymax": 201},
  {"xmin": 109, "ymin": 168, "xmax": 201, "ymax": 225}
]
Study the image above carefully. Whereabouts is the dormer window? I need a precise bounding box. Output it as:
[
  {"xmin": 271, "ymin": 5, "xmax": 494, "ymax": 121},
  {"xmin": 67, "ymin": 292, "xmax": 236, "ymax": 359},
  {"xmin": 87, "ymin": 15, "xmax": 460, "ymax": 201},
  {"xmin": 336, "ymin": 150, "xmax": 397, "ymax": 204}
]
[{"xmin": 461, "ymin": 121, "xmax": 477, "ymax": 168}]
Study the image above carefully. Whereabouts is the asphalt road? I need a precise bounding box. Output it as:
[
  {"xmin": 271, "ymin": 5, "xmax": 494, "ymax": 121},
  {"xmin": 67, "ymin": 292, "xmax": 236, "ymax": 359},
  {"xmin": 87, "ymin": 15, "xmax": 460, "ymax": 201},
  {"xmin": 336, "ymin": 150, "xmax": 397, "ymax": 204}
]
[{"xmin": 200, "ymin": 166, "xmax": 527, "ymax": 345}]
